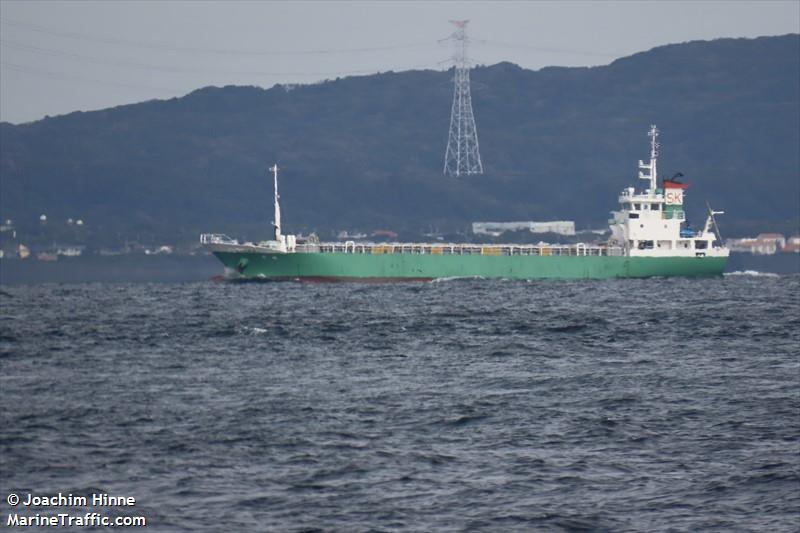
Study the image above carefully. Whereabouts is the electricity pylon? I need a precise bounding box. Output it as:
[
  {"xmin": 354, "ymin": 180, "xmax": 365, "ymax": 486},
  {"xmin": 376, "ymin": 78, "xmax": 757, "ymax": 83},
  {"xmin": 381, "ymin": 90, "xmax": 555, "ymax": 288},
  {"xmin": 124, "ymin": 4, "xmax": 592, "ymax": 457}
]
[{"xmin": 443, "ymin": 20, "xmax": 483, "ymax": 177}]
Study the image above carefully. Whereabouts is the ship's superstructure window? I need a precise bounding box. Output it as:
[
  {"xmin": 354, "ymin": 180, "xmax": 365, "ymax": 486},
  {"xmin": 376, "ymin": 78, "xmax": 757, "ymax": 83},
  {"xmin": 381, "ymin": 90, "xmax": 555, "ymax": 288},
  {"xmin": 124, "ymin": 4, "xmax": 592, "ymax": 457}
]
[
  {"xmin": 651, "ymin": 203, "xmax": 660, "ymax": 210},
  {"xmin": 695, "ymin": 240, "xmax": 708, "ymax": 249},
  {"xmin": 629, "ymin": 213, "xmax": 639, "ymax": 219},
  {"xmin": 634, "ymin": 203, "xmax": 641, "ymax": 210}
]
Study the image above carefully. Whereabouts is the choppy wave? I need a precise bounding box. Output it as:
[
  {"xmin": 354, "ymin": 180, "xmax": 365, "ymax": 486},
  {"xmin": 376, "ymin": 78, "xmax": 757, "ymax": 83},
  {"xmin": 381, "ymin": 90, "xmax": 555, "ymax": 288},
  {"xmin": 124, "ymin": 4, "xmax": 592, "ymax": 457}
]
[
  {"xmin": 429, "ymin": 275, "xmax": 485, "ymax": 283},
  {"xmin": 239, "ymin": 325, "xmax": 268, "ymax": 335},
  {"xmin": 1, "ymin": 277, "xmax": 798, "ymax": 532},
  {"xmin": 725, "ymin": 270, "xmax": 781, "ymax": 278}
]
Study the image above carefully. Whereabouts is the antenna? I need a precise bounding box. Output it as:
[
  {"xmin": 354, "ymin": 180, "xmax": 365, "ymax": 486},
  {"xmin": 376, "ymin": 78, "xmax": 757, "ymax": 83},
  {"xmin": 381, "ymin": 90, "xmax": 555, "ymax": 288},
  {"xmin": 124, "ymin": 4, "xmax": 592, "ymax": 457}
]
[
  {"xmin": 638, "ymin": 125, "xmax": 659, "ymax": 193},
  {"xmin": 443, "ymin": 20, "xmax": 483, "ymax": 177},
  {"xmin": 269, "ymin": 164, "xmax": 281, "ymax": 241}
]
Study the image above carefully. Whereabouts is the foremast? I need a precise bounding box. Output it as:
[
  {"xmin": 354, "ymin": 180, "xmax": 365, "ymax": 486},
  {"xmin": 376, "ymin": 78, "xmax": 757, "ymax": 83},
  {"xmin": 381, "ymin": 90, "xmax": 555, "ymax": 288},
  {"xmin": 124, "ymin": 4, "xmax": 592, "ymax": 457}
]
[
  {"xmin": 264, "ymin": 163, "xmax": 296, "ymax": 253},
  {"xmin": 270, "ymin": 164, "xmax": 282, "ymax": 242},
  {"xmin": 199, "ymin": 163, "xmax": 296, "ymax": 254}
]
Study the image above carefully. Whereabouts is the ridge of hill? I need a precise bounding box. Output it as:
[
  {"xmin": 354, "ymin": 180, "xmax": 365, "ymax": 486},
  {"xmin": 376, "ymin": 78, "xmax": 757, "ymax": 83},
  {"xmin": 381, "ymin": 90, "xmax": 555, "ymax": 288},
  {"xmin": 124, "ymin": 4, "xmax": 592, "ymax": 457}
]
[{"xmin": 1, "ymin": 34, "xmax": 798, "ymax": 243}]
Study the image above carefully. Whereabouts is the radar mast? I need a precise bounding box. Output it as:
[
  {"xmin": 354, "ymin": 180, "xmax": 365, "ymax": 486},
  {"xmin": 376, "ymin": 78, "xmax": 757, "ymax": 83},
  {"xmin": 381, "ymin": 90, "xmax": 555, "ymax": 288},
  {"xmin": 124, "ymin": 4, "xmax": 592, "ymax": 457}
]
[{"xmin": 638, "ymin": 125, "xmax": 659, "ymax": 194}]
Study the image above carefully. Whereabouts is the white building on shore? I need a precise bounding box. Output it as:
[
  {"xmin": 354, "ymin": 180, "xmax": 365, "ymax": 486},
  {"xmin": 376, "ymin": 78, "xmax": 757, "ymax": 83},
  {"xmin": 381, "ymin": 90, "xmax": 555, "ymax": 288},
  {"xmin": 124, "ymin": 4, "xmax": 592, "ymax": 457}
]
[
  {"xmin": 726, "ymin": 233, "xmax": 788, "ymax": 255},
  {"xmin": 472, "ymin": 221, "xmax": 576, "ymax": 237}
]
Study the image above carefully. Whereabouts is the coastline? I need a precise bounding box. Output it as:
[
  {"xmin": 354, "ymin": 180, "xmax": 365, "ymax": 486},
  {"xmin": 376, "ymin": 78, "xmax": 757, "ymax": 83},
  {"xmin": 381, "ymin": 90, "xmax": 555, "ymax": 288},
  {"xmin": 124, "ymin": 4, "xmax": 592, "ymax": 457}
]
[{"xmin": 0, "ymin": 254, "xmax": 220, "ymax": 285}]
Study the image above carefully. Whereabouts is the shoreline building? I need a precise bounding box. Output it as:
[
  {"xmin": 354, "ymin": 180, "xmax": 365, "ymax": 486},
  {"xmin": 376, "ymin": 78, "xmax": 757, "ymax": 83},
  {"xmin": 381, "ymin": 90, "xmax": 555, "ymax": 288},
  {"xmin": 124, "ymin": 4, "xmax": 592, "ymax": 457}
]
[{"xmin": 472, "ymin": 221, "xmax": 576, "ymax": 237}]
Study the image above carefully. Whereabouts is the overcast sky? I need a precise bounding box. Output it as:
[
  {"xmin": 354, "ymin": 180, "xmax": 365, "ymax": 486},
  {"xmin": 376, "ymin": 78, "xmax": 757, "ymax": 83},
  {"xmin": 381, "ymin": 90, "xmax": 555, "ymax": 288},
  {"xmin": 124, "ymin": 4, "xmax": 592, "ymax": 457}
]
[{"xmin": 1, "ymin": 0, "xmax": 798, "ymax": 124}]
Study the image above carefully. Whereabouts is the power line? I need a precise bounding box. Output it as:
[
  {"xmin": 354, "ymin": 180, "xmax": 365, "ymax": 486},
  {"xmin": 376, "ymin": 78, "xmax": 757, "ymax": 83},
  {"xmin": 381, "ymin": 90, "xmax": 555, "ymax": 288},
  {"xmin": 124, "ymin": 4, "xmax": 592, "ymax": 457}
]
[
  {"xmin": 0, "ymin": 61, "xmax": 182, "ymax": 93},
  {"xmin": 1, "ymin": 17, "xmax": 622, "ymax": 60},
  {"xmin": 0, "ymin": 17, "xmax": 433, "ymax": 56},
  {"xmin": 0, "ymin": 39, "xmax": 441, "ymax": 77},
  {"xmin": 0, "ymin": 56, "xmax": 442, "ymax": 99},
  {"xmin": 478, "ymin": 39, "xmax": 621, "ymax": 58},
  {"xmin": 1, "ymin": 39, "xmax": 202, "ymax": 74}
]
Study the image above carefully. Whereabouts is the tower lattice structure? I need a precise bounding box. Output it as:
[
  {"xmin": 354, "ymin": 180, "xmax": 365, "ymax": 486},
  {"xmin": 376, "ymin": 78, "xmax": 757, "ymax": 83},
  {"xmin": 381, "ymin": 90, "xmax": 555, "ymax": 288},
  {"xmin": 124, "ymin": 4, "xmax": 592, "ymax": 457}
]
[{"xmin": 443, "ymin": 20, "xmax": 483, "ymax": 177}]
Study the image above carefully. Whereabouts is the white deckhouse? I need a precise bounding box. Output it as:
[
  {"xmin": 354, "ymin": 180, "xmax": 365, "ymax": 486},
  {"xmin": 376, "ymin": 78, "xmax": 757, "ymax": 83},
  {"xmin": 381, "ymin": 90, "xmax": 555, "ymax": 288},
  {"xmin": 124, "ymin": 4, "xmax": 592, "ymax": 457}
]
[{"xmin": 608, "ymin": 126, "xmax": 729, "ymax": 259}]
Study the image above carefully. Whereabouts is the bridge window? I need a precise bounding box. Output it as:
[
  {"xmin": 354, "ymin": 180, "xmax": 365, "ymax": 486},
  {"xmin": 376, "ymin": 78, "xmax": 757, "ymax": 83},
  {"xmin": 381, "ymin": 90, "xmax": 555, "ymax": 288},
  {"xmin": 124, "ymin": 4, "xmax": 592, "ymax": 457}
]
[{"xmin": 651, "ymin": 203, "xmax": 660, "ymax": 210}]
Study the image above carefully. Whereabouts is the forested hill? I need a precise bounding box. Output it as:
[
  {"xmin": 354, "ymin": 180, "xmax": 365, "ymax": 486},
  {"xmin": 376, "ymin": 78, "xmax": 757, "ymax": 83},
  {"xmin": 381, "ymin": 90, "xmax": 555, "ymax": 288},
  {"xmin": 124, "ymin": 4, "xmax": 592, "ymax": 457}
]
[{"xmin": 1, "ymin": 33, "xmax": 798, "ymax": 241}]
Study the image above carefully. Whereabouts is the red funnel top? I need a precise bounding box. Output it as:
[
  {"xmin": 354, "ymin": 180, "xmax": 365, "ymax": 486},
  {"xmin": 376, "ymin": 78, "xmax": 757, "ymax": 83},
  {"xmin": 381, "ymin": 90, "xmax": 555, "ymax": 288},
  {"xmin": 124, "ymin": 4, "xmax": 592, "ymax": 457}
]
[{"xmin": 663, "ymin": 179, "xmax": 689, "ymax": 189}]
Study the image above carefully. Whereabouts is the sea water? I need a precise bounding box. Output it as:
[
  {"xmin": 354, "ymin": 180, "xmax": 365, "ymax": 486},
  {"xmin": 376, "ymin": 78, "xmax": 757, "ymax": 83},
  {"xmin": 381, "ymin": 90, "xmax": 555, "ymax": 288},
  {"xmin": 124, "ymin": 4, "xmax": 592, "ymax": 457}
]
[{"xmin": 1, "ymin": 274, "xmax": 798, "ymax": 531}]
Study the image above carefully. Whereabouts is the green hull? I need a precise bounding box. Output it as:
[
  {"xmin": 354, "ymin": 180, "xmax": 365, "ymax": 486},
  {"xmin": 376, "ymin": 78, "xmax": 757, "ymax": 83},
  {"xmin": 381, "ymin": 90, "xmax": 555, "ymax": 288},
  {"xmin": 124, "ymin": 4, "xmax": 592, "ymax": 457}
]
[{"xmin": 213, "ymin": 251, "xmax": 727, "ymax": 280}]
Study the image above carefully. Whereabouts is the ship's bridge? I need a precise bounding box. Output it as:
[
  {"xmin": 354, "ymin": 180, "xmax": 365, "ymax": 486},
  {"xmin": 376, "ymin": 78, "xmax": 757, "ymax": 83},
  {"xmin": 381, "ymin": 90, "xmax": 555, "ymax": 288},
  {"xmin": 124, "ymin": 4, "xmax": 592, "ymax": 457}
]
[
  {"xmin": 608, "ymin": 126, "xmax": 727, "ymax": 259},
  {"xmin": 617, "ymin": 187, "xmax": 682, "ymax": 220}
]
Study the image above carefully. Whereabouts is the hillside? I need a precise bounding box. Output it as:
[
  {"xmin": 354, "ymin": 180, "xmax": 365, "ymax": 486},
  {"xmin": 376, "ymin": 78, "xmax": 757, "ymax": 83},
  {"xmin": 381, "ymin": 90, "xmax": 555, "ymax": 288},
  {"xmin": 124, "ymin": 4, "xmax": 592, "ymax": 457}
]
[{"xmin": 1, "ymin": 34, "xmax": 798, "ymax": 243}]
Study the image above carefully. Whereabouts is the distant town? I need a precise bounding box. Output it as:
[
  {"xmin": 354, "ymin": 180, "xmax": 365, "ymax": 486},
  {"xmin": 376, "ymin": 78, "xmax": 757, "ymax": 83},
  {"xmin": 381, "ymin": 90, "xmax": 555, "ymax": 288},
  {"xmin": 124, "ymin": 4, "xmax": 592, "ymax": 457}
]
[
  {"xmin": 726, "ymin": 234, "xmax": 800, "ymax": 255},
  {"xmin": 1, "ymin": 215, "xmax": 797, "ymax": 262}
]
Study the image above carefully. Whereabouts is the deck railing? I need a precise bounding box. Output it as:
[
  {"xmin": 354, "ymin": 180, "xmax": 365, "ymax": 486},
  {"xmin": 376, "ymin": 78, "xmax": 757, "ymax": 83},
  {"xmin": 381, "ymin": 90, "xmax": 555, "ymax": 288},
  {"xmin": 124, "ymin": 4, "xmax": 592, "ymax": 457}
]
[{"xmin": 297, "ymin": 242, "xmax": 622, "ymax": 257}]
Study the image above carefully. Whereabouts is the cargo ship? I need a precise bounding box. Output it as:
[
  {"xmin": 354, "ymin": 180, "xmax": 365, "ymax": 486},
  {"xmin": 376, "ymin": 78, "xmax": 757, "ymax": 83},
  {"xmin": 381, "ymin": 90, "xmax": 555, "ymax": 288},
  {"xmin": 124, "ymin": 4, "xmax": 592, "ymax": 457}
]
[{"xmin": 202, "ymin": 126, "xmax": 729, "ymax": 280}]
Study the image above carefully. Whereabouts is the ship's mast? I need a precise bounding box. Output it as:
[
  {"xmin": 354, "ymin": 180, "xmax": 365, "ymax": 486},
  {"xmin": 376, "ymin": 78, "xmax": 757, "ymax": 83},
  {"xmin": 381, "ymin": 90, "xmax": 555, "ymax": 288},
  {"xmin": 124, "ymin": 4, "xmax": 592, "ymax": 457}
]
[
  {"xmin": 638, "ymin": 125, "xmax": 659, "ymax": 194},
  {"xmin": 269, "ymin": 164, "xmax": 282, "ymax": 241}
]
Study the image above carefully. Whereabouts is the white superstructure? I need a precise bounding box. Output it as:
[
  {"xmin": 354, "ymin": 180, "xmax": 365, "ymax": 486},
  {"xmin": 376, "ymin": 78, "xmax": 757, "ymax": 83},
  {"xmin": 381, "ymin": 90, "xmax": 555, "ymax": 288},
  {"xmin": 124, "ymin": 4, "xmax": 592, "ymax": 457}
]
[{"xmin": 608, "ymin": 125, "xmax": 728, "ymax": 258}]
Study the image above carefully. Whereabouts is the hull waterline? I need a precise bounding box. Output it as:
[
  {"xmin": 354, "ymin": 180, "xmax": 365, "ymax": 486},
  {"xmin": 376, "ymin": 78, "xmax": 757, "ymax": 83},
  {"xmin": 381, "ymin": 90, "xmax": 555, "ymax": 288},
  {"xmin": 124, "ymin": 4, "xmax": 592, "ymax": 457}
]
[{"xmin": 213, "ymin": 251, "xmax": 727, "ymax": 281}]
